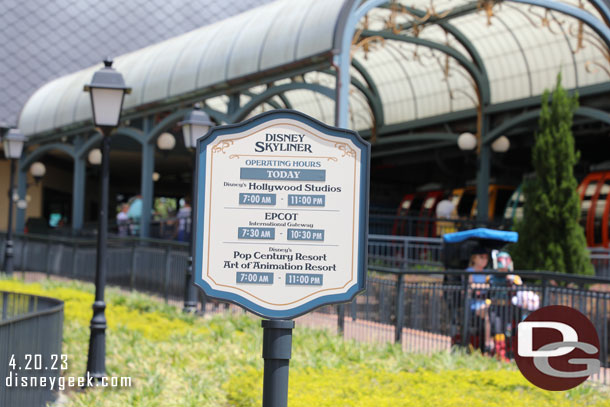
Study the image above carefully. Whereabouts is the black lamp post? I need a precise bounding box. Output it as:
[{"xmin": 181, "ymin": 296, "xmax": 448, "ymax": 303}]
[
  {"xmin": 179, "ymin": 105, "xmax": 213, "ymax": 313},
  {"xmin": 2, "ymin": 128, "xmax": 27, "ymax": 276},
  {"xmin": 83, "ymin": 59, "xmax": 130, "ymax": 380}
]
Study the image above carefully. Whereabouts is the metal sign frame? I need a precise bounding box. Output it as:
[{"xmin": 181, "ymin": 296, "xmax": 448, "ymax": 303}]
[{"xmin": 193, "ymin": 109, "xmax": 369, "ymax": 319}]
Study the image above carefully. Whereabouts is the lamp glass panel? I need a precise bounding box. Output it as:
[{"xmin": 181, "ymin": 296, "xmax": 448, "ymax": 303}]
[
  {"xmin": 90, "ymin": 88, "xmax": 124, "ymax": 126},
  {"xmin": 182, "ymin": 124, "xmax": 193, "ymax": 149},
  {"xmin": 3, "ymin": 138, "xmax": 24, "ymax": 159},
  {"xmin": 191, "ymin": 124, "xmax": 210, "ymax": 145}
]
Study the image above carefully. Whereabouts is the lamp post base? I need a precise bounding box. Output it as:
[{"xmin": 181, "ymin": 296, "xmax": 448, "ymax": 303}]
[{"xmin": 86, "ymin": 300, "xmax": 107, "ymax": 380}]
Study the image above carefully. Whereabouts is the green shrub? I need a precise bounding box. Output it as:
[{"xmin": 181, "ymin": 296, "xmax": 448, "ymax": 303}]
[
  {"xmin": 226, "ymin": 367, "xmax": 610, "ymax": 407},
  {"xmin": 1, "ymin": 277, "xmax": 607, "ymax": 406}
]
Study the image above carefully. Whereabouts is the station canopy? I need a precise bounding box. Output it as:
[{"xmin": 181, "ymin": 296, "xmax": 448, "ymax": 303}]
[{"xmin": 18, "ymin": 0, "xmax": 610, "ymax": 141}]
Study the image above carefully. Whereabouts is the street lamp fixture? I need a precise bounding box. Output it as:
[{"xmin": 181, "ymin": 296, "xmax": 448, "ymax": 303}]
[
  {"xmin": 83, "ymin": 58, "xmax": 130, "ymax": 382},
  {"xmin": 3, "ymin": 129, "xmax": 26, "ymax": 159},
  {"xmin": 179, "ymin": 105, "xmax": 213, "ymax": 313},
  {"xmin": 180, "ymin": 105, "xmax": 214, "ymax": 150},
  {"xmin": 157, "ymin": 132, "xmax": 176, "ymax": 151},
  {"xmin": 84, "ymin": 60, "xmax": 131, "ymax": 127},
  {"xmin": 457, "ymin": 132, "xmax": 477, "ymax": 151},
  {"xmin": 457, "ymin": 132, "xmax": 510, "ymax": 153},
  {"xmin": 491, "ymin": 135, "xmax": 510, "ymax": 153},
  {"xmin": 88, "ymin": 148, "xmax": 102, "ymax": 165},
  {"xmin": 152, "ymin": 172, "xmax": 160, "ymax": 182},
  {"xmin": 2, "ymin": 128, "xmax": 26, "ymax": 276},
  {"xmin": 30, "ymin": 162, "xmax": 46, "ymax": 184}
]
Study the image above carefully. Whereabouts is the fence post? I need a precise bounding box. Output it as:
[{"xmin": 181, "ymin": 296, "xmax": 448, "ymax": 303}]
[
  {"xmin": 20, "ymin": 236, "xmax": 27, "ymax": 275},
  {"xmin": 541, "ymin": 277, "xmax": 550, "ymax": 307},
  {"xmin": 460, "ymin": 275, "xmax": 471, "ymax": 347},
  {"xmin": 163, "ymin": 247, "xmax": 171, "ymax": 303},
  {"xmin": 337, "ymin": 304, "xmax": 345, "ymax": 335},
  {"xmin": 403, "ymin": 238, "xmax": 410, "ymax": 270},
  {"xmin": 71, "ymin": 242, "xmax": 78, "ymax": 277},
  {"xmin": 199, "ymin": 290, "xmax": 207, "ymax": 315},
  {"xmin": 130, "ymin": 241, "xmax": 137, "ymax": 291},
  {"xmin": 2, "ymin": 292, "xmax": 7, "ymax": 319},
  {"xmin": 45, "ymin": 237, "xmax": 52, "ymax": 277},
  {"xmin": 351, "ymin": 297, "xmax": 357, "ymax": 321},
  {"xmin": 394, "ymin": 273, "xmax": 405, "ymax": 343}
]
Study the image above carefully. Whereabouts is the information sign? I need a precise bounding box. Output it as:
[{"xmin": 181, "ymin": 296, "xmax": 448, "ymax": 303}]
[{"xmin": 193, "ymin": 110, "xmax": 369, "ymax": 319}]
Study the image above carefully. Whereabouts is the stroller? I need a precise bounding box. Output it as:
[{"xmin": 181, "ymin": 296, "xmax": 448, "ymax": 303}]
[{"xmin": 441, "ymin": 228, "xmax": 522, "ymax": 359}]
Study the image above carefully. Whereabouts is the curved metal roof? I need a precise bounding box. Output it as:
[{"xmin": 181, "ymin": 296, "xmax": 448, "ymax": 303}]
[
  {"xmin": 18, "ymin": 0, "xmax": 610, "ymax": 137},
  {"xmin": 0, "ymin": 0, "xmax": 272, "ymax": 126},
  {"xmin": 19, "ymin": 0, "xmax": 346, "ymax": 136},
  {"xmin": 346, "ymin": 0, "xmax": 610, "ymax": 129}
]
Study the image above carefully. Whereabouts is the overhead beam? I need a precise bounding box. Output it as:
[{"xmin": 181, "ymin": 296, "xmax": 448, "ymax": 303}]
[
  {"xmin": 375, "ymin": 132, "xmax": 458, "ymax": 145},
  {"xmin": 380, "ymin": 2, "xmax": 480, "ymax": 32},
  {"xmin": 321, "ymin": 68, "xmax": 384, "ymax": 127},
  {"xmin": 484, "ymin": 106, "xmax": 610, "ymax": 144},
  {"xmin": 230, "ymin": 82, "xmax": 335, "ymax": 123},
  {"xmin": 242, "ymin": 90, "xmax": 283, "ymax": 111},
  {"xmin": 509, "ymin": 0, "xmax": 610, "ymax": 49},
  {"xmin": 359, "ymin": 29, "xmax": 490, "ymax": 104},
  {"xmin": 372, "ymin": 141, "xmax": 456, "ymax": 158}
]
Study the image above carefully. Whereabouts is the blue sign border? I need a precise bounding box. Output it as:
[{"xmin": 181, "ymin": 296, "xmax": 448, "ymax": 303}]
[{"xmin": 193, "ymin": 109, "xmax": 370, "ymax": 319}]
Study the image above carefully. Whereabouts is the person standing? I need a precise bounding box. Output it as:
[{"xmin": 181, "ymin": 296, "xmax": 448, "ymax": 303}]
[
  {"xmin": 466, "ymin": 245, "xmax": 493, "ymax": 353},
  {"xmin": 489, "ymin": 250, "xmax": 522, "ymax": 361},
  {"xmin": 176, "ymin": 198, "xmax": 192, "ymax": 242},
  {"xmin": 127, "ymin": 195, "xmax": 142, "ymax": 236},
  {"xmin": 116, "ymin": 204, "xmax": 129, "ymax": 237}
]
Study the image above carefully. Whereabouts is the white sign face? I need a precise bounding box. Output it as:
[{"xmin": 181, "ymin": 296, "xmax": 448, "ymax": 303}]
[{"xmin": 194, "ymin": 110, "xmax": 369, "ymax": 319}]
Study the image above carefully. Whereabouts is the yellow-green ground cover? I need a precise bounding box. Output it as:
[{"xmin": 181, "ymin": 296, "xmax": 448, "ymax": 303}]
[{"xmin": 1, "ymin": 277, "xmax": 608, "ymax": 407}]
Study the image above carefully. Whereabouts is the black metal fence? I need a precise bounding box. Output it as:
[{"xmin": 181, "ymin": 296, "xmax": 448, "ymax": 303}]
[
  {"xmin": 0, "ymin": 233, "xmax": 190, "ymax": 303},
  {"xmin": 1, "ymin": 232, "xmax": 609, "ymax": 385},
  {"xmin": 314, "ymin": 268, "xmax": 609, "ymax": 385},
  {"xmin": 368, "ymin": 212, "xmax": 508, "ymax": 237},
  {"xmin": 0, "ymin": 291, "xmax": 64, "ymax": 407},
  {"xmin": 590, "ymin": 247, "xmax": 610, "ymax": 279},
  {"xmin": 368, "ymin": 234, "xmax": 443, "ymax": 270}
]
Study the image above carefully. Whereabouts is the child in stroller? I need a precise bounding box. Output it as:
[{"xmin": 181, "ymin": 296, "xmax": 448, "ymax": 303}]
[{"xmin": 442, "ymin": 228, "xmax": 518, "ymax": 355}]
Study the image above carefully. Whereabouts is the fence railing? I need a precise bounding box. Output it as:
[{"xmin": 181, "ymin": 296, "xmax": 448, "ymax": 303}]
[
  {"xmin": 0, "ymin": 291, "xmax": 64, "ymax": 407},
  {"xmin": 1, "ymin": 232, "xmax": 609, "ymax": 385},
  {"xmin": 368, "ymin": 212, "xmax": 508, "ymax": 237},
  {"xmin": 368, "ymin": 234, "xmax": 443, "ymax": 270},
  {"xmin": 2, "ymin": 231, "xmax": 608, "ymax": 293},
  {"xmin": 324, "ymin": 268, "xmax": 610, "ymax": 385},
  {"xmin": 0, "ymin": 233, "xmax": 189, "ymax": 303},
  {"xmin": 590, "ymin": 247, "xmax": 610, "ymax": 279}
]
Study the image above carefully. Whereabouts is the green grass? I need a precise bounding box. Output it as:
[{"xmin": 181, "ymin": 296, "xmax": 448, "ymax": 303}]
[{"xmin": 1, "ymin": 277, "xmax": 608, "ymax": 406}]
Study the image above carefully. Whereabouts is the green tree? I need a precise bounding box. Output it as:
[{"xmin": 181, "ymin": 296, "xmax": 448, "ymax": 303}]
[{"xmin": 511, "ymin": 75, "xmax": 593, "ymax": 275}]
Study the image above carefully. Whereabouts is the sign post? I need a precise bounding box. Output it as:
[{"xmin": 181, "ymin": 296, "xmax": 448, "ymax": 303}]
[
  {"xmin": 193, "ymin": 110, "xmax": 369, "ymax": 406},
  {"xmin": 262, "ymin": 319, "xmax": 294, "ymax": 407}
]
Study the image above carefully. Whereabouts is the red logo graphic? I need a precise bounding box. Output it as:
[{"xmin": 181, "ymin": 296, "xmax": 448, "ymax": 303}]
[{"xmin": 513, "ymin": 305, "xmax": 600, "ymax": 391}]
